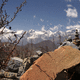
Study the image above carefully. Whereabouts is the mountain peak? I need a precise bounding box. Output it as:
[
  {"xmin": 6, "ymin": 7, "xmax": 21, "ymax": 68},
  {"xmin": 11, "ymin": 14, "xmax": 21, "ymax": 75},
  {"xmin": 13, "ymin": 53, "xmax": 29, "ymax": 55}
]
[{"xmin": 0, "ymin": 27, "xmax": 79, "ymax": 45}]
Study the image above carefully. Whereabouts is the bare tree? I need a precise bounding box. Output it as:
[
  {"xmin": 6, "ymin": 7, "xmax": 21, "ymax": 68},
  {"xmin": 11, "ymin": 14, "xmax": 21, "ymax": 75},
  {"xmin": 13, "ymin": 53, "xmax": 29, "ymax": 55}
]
[
  {"xmin": 0, "ymin": 0, "xmax": 26, "ymax": 29},
  {"xmin": 0, "ymin": 0, "xmax": 27, "ymax": 68}
]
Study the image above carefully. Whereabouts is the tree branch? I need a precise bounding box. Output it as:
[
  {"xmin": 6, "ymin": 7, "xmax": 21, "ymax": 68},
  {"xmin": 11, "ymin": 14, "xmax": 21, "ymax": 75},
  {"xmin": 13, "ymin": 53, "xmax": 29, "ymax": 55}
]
[
  {"xmin": 3, "ymin": 31, "xmax": 26, "ymax": 66},
  {"xmin": 9, "ymin": 0, "xmax": 27, "ymax": 23}
]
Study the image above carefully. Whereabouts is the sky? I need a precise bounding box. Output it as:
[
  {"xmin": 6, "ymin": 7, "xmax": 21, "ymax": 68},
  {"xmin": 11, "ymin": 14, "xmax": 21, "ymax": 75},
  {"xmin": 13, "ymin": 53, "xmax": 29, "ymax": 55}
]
[{"xmin": 0, "ymin": 0, "xmax": 80, "ymax": 31}]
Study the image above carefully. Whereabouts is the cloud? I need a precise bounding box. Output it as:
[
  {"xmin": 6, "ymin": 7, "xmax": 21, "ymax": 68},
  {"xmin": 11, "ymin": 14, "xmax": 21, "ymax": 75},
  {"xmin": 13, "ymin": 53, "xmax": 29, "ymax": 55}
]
[
  {"xmin": 78, "ymin": 21, "xmax": 80, "ymax": 23},
  {"xmin": 50, "ymin": 24, "xmax": 63, "ymax": 31},
  {"xmin": 79, "ymin": 0, "xmax": 80, "ymax": 1},
  {"xmin": 67, "ymin": 4, "xmax": 72, "ymax": 7},
  {"xmin": 47, "ymin": 24, "xmax": 49, "ymax": 27},
  {"xmin": 64, "ymin": 8, "xmax": 78, "ymax": 18},
  {"xmin": 47, "ymin": 21, "xmax": 49, "ymax": 22},
  {"xmin": 66, "ymin": 24, "xmax": 80, "ymax": 29},
  {"xmin": 40, "ymin": 19, "xmax": 44, "ymax": 22},
  {"xmin": 50, "ymin": 26, "xmax": 58, "ymax": 31},
  {"xmin": 33, "ymin": 15, "xmax": 36, "ymax": 18},
  {"xmin": 41, "ymin": 25, "xmax": 45, "ymax": 31},
  {"xmin": 50, "ymin": 23, "xmax": 52, "ymax": 25},
  {"xmin": 73, "ymin": 21, "xmax": 75, "ymax": 23},
  {"xmin": 67, "ymin": 19, "xmax": 71, "ymax": 25},
  {"xmin": 65, "ymin": 0, "xmax": 71, "ymax": 2},
  {"xmin": 38, "ymin": 23, "xmax": 40, "ymax": 26}
]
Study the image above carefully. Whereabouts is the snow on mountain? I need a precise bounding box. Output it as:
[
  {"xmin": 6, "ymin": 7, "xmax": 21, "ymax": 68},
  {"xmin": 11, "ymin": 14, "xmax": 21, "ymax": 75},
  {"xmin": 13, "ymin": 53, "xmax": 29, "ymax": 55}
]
[
  {"xmin": 50, "ymin": 24, "xmax": 65, "ymax": 32},
  {"xmin": 0, "ymin": 28, "xmax": 15, "ymax": 42},
  {"xmin": 16, "ymin": 30, "xmax": 24, "ymax": 35},
  {"xmin": 0, "ymin": 25, "xmax": 79, "ymax": 45},
  {"xmin": 66, "ymin": 24, "xmax": 80, "ymax": 30},
  {"xmin": 66, "ymin": 25, "xmax": 80, "ymax": 34},
  {"xmin": 66, "ymin": 29, "xmax": 75, "ymax": 33},
  {"xmin": 19, "ymin": 26, "xmax": 67, "ymax": 44}
]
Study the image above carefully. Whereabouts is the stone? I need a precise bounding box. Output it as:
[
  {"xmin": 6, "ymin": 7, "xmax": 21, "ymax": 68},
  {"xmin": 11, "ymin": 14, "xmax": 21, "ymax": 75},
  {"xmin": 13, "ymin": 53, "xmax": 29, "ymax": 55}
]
[
  {"xmin": 7, "ymin": 57, "xmax": 23, "ymax": 72},
  {"xmin": 20, "ymin": 46, "xmax": 80, "ymax": 80}
]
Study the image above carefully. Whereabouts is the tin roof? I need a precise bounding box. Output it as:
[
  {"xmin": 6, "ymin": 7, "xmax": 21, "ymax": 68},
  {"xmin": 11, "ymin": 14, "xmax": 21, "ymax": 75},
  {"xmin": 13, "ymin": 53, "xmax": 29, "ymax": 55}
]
[{"xmin": 20, "ymin": 46, "xmax": 80, "ymax": 80}]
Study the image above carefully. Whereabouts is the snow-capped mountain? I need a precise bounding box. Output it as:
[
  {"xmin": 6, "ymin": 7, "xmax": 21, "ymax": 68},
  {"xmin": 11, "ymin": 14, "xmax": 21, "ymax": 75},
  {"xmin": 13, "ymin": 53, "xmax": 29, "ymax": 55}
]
[{"xmin": 0, "ymin": 26, "xmax": 79, "ymax": 45}]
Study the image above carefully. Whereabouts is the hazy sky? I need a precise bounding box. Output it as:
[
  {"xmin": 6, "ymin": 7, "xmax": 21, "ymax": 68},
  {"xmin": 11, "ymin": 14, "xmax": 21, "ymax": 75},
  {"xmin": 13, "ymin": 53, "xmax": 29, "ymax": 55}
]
[{"xmin": 0, "ymin": 0, "xmax": 80, "ymax": 31}]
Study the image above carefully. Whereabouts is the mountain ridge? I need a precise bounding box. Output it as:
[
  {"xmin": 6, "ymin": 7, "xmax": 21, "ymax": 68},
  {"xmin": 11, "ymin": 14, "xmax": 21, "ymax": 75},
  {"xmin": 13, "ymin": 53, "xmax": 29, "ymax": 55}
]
[{"xmin": 0, "ymin": 26, "xmax": 79, "ymax": 45}]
